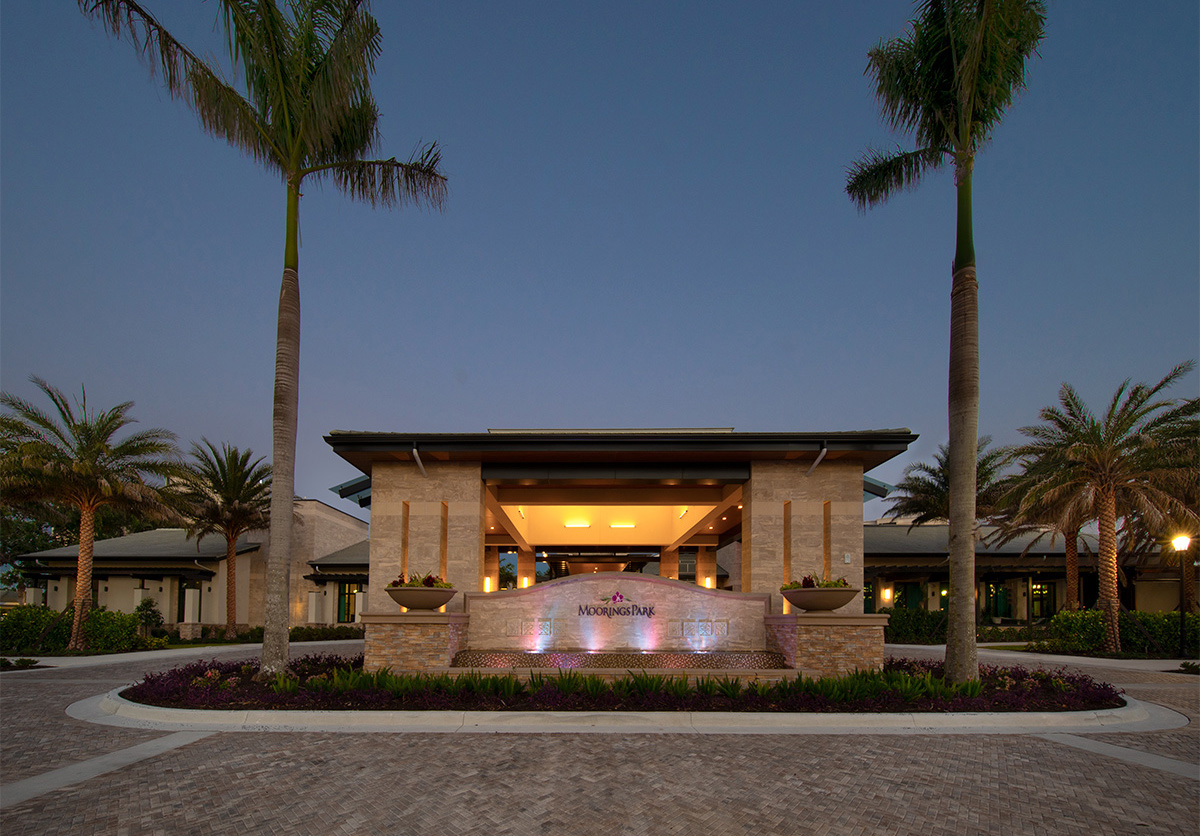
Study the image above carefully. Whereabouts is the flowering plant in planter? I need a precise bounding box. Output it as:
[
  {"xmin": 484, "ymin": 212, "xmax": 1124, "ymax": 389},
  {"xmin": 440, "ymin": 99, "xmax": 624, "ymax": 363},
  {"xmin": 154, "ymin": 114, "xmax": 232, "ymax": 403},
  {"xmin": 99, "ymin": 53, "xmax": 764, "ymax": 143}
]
[
  {"xmin": 387, "ymin": 572, "xmax": 453, "ymax": 589},
  {"xmin": 781, "ymin": 574, "xmax": 851, "ymax": 591}
]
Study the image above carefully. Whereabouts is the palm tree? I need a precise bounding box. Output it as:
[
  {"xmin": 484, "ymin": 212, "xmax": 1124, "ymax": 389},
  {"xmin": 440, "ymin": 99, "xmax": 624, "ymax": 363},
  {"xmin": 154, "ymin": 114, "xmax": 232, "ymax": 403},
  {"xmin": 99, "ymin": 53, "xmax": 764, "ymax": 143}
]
[
  {"xmin": 79, "ymin": 0, "xmax": 447, "ymax": 672},
  {"xmin": 177, "ymin": 440, "xmax": 271, "ymax": 639},
  {"xmin": 886, "ymin": 436, "xmax": 1009, "ymax": 528},
  {"xmin": 0, "ymin": 377, "xmax": 180, "ymax": 649},
  {"xmin": 1006, "ymin": 363, "xmax": 1199, "ymax": 652},
  {"xmin": 846, "ymin": 0, "xmax": 1045, "ymax": 682}
]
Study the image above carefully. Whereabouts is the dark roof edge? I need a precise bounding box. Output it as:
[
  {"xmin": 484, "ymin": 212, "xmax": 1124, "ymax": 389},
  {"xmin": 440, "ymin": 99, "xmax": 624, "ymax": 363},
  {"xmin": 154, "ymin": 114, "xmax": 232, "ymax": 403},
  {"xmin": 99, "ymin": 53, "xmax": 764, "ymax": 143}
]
[{"xmin": 324, "ymin": 429, "xmax": 918, "ymax": 453}]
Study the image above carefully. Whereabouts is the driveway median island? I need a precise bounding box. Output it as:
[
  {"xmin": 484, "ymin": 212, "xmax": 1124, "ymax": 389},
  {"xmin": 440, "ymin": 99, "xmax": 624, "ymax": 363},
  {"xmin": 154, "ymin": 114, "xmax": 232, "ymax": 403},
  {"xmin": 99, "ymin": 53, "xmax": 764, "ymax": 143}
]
[{"xmin": 117, "ymin": 653, "xmax": 1124, "ymax": 715}]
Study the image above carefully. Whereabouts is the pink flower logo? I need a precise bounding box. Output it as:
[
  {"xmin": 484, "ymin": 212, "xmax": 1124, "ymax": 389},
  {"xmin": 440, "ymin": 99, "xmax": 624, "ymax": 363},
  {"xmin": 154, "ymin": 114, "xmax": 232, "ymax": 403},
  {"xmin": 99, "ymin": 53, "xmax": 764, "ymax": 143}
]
[{"xmin": 611, "ymin": 592, "xmax": 624, "ymax": 603}]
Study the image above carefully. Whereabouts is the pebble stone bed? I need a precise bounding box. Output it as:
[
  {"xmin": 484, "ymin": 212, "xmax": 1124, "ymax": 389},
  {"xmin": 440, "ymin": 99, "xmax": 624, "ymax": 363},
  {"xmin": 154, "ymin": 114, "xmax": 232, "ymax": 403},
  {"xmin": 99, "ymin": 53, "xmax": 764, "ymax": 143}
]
[{"xmin": 450, "ymin": 649, "xmax": 788, "ymax": 669}]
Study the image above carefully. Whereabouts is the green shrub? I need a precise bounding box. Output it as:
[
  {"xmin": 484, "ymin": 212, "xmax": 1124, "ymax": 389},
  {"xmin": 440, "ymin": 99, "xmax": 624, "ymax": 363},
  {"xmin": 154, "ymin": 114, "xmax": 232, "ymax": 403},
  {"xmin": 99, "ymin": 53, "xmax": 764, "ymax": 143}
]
[
  {"xmin": 134, "ymin": 598, "xmax": 164, "ymax": 631},
  {"xmin": 82, "ymin": 609, "xmax": 140, "ymax": 653},
  {"xmin": 287, "ymin": 625, "xmax": 365, "ymax": 642},
  {"xmin": 0, "ymin": 605, "xmax": 71, "ymax": 654},
  {"xmin": 1031, "ymin": 609, "xmax": 1199, "ymax": 657},
  {"xmin": 976, "ymin": 624, "xmax": 1048, "ymax": 643},
  {"xmin": 880, "ymin": 607, "xmax": 948, "ymax": 644}
]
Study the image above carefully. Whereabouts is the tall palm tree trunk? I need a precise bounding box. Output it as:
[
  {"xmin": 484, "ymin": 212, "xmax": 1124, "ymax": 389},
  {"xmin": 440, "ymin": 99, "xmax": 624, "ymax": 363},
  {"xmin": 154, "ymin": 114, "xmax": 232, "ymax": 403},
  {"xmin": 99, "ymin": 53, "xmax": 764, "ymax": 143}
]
[
  {"xmin": 1064, "ymin": 529, "xmax": 1079, "ymax": 610},
  {"xmin": 1096, "ymin": 487, "xmax": 1121, "ymax": 652},
  {"xmin": 945, "ymin": 171, "xmax": 980, "ymax": 684},
  {"xmin": 263, "ymin": 264, "xmax": 300, "ymax": 674},
  {"xmin": 69, "ymin": 505, "xmax": 96, "ymax": 650},
  {"xmin": 225, "ymin": 534, "xmax": 238, "ymax": 640},
  {"xmin": 262, "ymin": 183, "xmax": 302, "ymax": 676}
]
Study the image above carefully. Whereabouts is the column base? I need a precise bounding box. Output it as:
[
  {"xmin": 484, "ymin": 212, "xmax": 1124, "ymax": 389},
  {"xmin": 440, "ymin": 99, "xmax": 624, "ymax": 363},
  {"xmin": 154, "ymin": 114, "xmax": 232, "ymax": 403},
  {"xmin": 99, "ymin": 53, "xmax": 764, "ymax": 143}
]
[
  {"xmin": 362, "ymin": 612, "xmax": 470, "ymax": 672},
  {"xmin": 764, "ymin": 613, "xmax": 889, "ymax": 677}
]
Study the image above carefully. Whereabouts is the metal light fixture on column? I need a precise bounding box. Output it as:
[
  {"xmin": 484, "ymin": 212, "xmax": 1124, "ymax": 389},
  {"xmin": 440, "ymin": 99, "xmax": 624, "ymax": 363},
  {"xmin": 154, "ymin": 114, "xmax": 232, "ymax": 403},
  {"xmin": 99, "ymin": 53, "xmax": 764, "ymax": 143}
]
[{"xmin": 1173, "ymin": 535, "xmax": 1191, "ymax": 655}]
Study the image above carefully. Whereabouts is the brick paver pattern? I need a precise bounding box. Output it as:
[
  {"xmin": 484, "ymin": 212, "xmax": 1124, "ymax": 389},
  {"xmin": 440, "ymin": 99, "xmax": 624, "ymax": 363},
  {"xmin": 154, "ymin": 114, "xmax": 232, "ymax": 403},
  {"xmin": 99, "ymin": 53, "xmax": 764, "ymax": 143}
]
[{"xmin": 1, "ymin": 650, "xmax": 1196, "ymax": 835}]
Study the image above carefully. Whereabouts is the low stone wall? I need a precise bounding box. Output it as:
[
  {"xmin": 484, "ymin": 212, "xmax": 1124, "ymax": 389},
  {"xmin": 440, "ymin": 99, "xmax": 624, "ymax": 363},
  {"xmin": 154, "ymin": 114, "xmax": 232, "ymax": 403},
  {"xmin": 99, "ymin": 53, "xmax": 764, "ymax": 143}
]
[
  {"xmin": 764, "ymin": 613, "xmax": 889, "ymax": 678},
  {"xmin": 362, "ymin": 613, "xmax": 469, "ymax": 672},
  {"xmin": 463, "ymin": 575, "xmax": 770, "ymax": 653}
]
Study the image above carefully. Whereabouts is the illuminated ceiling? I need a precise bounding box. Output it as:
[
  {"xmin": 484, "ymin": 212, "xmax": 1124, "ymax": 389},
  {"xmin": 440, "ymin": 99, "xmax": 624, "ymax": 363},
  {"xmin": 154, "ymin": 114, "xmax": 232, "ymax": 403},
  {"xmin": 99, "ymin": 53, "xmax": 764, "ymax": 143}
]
[{"xmin": 499, "ymin": 504, "xmax": 717, "ymax": 547}]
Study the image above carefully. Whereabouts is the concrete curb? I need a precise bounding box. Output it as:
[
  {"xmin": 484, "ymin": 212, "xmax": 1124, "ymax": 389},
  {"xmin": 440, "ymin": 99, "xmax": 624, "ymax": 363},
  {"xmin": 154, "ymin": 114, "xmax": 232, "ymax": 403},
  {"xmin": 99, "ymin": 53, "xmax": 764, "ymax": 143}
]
[{"xmin": 68, "ymin": 688, "xmax": 1189, "ymax": 736}]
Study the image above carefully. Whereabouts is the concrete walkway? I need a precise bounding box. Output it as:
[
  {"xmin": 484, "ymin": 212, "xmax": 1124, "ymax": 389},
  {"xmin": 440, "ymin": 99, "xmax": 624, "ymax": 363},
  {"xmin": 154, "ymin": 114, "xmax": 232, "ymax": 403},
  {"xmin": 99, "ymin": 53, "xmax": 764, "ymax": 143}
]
[{"xmin": 2, "ymin": 641, "xmax": 1197, "ymax": 834}]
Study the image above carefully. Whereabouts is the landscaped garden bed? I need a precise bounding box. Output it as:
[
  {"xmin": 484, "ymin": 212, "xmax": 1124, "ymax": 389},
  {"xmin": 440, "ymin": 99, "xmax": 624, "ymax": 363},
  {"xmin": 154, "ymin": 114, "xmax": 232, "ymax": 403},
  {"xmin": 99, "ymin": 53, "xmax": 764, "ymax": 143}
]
[{"xmin": 120, "ymin": 654, "xmax": 1124, "ymax": 714}]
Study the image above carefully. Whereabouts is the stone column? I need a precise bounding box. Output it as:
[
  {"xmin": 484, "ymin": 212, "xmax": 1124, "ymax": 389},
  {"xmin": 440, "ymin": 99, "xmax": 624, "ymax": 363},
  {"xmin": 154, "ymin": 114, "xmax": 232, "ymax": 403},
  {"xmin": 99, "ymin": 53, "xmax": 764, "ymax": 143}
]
[
  {"xmin": 517, "ymin": 548, "xmax": 536, "ymax": 588},
  {"xmin": 367, "ymin": 461, "xmax": 485, "ymax": 615},
  {"xmin": 659, "ymin": 548, "xmax": 679, "ymax": 580},
  {"xmin": 695, "ymin": 546, "xmax": 716, "ymax": 588},
  {"xmin": 483, "ymin": 546, "xmax": 500, "ymax": 593},
  {"xmin": 743, "ymin": 459, "xmax": 865, "ymax": 615}
]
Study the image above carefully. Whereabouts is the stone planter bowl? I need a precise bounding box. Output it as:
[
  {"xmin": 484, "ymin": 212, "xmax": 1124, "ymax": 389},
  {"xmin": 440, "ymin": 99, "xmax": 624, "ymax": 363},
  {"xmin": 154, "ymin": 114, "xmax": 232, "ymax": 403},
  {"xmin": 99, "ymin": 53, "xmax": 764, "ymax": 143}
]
[
  {"xmin": 386, "ymin": 586, "xmax": 458, "ymax": 610},
  {"xmin": 781, "ymin": 587, "xmax": 860, "ymax": 612}
]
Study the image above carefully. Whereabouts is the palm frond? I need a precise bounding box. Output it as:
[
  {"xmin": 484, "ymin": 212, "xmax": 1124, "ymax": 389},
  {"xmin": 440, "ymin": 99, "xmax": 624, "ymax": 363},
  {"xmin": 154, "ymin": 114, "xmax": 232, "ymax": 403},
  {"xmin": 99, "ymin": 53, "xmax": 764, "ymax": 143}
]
[
  {"xmin": 845, "ymin": 146, "xmax": 947, "ymax": 211},
  {"xmin": 322, "ymin": 143, "xmax": 448, "ymax": 209}
]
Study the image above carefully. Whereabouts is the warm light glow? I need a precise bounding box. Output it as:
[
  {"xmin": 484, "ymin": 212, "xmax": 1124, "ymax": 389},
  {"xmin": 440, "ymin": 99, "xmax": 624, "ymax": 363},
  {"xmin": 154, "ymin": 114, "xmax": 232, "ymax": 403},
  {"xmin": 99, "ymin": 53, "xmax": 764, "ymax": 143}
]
[
  {"xmin": 704, "ymin": 577, "xmax": 713, "ymax": 589},
  {"xmin": 483, "ymin": 577, "xmax": 492, "ymax": 593},
  {"xmin": 521, "ymin": 576, "xmax": 530, "ymax": 588},
  {"xmin": 610, "ymin": 523, "xmax": 635, "ymax": 528},
  {"xmin": 882, "ymin": 587, "xmax": 893, "ymax": 602},
  {"xmin": 737, "ymin": 504, "xmax": 743, "ymax": 509},
  {"xmin": 1173, "ymin": 535, "xmax": 1192, "ymax": 552},
  {"xmin": 678, "ymin": 507, "xmax": 689, "ymax": 519},
  {"xmin": 517, "ymin": 506, "xmax": 525, "ymax": 519},
  {"xmin": 565, "ymin": 521, "xmax": 590, "ymax": 528}
]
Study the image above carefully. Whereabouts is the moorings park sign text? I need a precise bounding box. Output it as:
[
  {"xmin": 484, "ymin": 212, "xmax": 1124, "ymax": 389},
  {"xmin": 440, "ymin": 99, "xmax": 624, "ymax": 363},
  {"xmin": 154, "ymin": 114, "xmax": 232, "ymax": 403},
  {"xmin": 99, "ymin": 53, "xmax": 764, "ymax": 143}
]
[{"xmin": 579, "ymin": 591, "xmax": 655, "ymax": 619}]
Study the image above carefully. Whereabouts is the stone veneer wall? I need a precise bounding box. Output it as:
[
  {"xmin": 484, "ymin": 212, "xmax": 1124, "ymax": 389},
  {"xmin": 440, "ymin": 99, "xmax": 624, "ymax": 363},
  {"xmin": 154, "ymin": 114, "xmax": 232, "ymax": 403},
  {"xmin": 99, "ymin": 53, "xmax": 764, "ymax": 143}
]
[
  {"xmin": 742, "ymin": 460, "xmax": 866, "ymax": 615},
  {"xmin": 764, "ymin": 613, "xmax": 888, "ymax": 678},
  {"xmin": 363, "ymin": 613, "xmax": 470, "ymax": 672},
  {"xmin": 368, "ymin": 462, "xmax": 484, "ymax": 615}
]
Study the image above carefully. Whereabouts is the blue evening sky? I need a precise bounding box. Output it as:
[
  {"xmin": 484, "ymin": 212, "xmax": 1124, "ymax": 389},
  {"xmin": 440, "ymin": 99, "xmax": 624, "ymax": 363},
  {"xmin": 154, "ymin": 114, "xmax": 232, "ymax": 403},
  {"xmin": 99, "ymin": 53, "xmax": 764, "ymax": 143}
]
[{"xmin": 2, "ymin": 1, "xmax": 1197, "ymax": 523}]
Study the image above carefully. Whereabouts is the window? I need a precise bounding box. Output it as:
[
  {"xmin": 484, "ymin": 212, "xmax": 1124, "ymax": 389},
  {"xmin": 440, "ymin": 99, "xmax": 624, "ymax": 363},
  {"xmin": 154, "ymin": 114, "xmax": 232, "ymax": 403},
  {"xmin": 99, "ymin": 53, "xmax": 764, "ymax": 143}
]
[
  {"xmin": 337, "ymin": 583, "xmax": 360, "ymax": 623},
  {"xmin": 1030, "ymin": 582, "xmax": 1055, "ymax": 619}
]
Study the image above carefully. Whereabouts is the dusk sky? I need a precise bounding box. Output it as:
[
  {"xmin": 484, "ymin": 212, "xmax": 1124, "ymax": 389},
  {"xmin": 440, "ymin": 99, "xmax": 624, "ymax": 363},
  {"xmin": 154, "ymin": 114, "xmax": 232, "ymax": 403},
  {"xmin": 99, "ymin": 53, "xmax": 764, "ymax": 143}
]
[{"xmin": 2, "ymin": 1, "xmax": 1197, "ymax": 524}]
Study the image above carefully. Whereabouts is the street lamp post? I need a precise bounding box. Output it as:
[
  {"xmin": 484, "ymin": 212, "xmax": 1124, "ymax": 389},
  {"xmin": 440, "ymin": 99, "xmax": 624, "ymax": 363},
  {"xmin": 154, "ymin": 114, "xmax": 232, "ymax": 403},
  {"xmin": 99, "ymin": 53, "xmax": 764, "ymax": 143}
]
[{"xmin": 1172, "ymin": 535, "xmax": 1192, "ymax": 657}]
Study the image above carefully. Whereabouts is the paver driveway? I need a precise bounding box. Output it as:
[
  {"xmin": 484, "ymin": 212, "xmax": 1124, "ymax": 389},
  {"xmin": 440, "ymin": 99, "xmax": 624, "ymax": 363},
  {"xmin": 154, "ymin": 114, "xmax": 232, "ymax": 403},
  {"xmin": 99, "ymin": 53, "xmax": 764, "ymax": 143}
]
[{"xmin": 2, "ymin": 642, "xmax": 1196, "ymax": 835}]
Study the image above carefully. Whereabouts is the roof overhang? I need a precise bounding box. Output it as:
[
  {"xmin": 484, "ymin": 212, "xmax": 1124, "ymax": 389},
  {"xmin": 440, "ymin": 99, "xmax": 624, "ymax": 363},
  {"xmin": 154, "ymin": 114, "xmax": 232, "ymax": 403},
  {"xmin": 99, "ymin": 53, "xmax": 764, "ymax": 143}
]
[{"xmin": 325, "ymin": 429, "xmax": 918, "ymax": 477}]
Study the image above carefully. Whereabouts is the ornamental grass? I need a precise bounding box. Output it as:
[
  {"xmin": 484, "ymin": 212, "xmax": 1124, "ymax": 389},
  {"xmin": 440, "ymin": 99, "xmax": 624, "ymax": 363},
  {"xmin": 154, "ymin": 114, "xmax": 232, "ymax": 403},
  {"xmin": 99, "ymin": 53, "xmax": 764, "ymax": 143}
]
[{"xmin": 120, "ymin": 654, "xmax": 1123, "ymax": 714}]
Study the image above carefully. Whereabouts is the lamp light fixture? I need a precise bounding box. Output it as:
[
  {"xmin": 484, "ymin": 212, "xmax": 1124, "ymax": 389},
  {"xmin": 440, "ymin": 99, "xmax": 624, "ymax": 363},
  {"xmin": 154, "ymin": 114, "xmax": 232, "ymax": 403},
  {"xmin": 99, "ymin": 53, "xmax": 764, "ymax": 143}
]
[{"xmin": 610, "ymin": 523, "xmax": 635, "ymax": 529}]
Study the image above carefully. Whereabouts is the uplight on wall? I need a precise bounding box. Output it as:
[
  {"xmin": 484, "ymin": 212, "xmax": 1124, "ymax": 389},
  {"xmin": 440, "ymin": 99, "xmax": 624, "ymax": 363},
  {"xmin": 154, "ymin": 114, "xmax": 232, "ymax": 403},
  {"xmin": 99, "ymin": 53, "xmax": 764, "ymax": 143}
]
[
  {"xmin": 565, "ymin": 521, "xmax": 590, "ymax": 528},
  {"xmin": 521, "ymin": 576, "xmax": 531, "ymax": 588},
  {"xmin": 882, "ymin": 587, "xmax": 893, "ymax": 603},
  {"xmin": 484, "ymin": 577, "xmax": 492, "ymax": 593},
  {"xmin": 704, "ymin": 577, "xmax": 713, "ymax": 589},
  {"xmin": 610, "ymin": 523, "xmax": 635, "ymax": 529}
]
